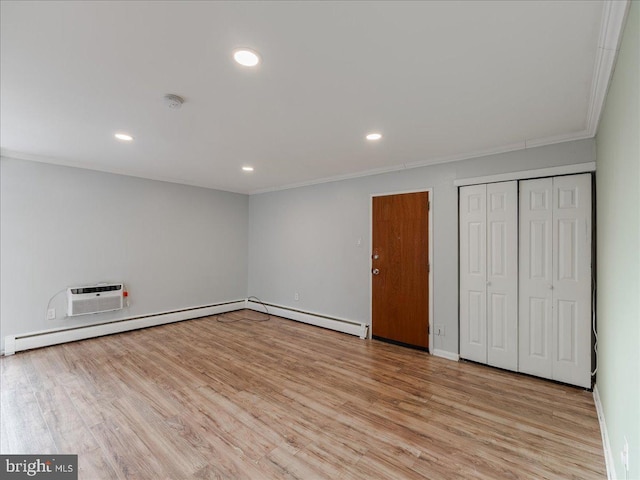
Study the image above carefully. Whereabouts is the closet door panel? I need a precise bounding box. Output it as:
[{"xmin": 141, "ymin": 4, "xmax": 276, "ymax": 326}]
[
  {"xmin": 486, "ymin": 181, "xmax": 518, "ymax": 370},
  {"xmin": 527, "ymin": 297, "xmax": 550, "ymax": 357},
  {"xmin": 552, "ymin": 174, "xmax": 592, "ymax": 388},
  {"xmin": 519, "ymin": 178, "xmax": 553, "ymax": 379},
  {"xmin": 460, "ymin": 184, "xmax": 487, "ymax": 363}
]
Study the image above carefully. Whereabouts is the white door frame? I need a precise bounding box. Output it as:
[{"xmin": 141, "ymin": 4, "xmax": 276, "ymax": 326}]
[{"xmin": 369, "ymin": 188, "xmax": 434, "ymax": 353}]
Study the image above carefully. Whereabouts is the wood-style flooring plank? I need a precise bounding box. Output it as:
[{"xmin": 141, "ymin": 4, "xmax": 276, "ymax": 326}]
[
  {"xmin": 1, "ymin": 311, "xmax": 606, "ymax": 479},
  {"xmin": 1, "ymin": 386, "xmax": 57, "ymax": 454}
]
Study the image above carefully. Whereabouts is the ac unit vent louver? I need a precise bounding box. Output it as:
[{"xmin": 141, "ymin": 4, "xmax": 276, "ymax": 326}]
[{"xmin": 67, "ymin": 283, "xmax": 123, "ymax": 316}]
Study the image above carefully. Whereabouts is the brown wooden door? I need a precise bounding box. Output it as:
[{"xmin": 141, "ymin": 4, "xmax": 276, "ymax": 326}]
[{"xmin": 372, "ymin": 192, "xmax": 429, "ymax": 349}]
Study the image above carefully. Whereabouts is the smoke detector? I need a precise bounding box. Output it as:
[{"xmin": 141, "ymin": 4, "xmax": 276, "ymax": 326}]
[{"xmin": 164, "ymin": 94, "xmax": 184, "ymax": 109}]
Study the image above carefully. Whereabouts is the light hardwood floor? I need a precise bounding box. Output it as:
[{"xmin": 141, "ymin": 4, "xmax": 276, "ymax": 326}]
[{"xmin": 1, "ymin": 310, "xmax": 605, "ymax": 479}]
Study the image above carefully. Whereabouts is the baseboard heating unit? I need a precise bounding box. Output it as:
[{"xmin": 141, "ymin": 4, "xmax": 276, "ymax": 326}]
[
  {"xmin": 246, "ymin": 300, "xmax": 368, "ymax": 339},
  {"xmin": 4, "ymin": 299, "xmax": 369, "ymax": 356},
  {"xmin": 3, "ymin": 300, "xmax": 245, "ymax": 355}
]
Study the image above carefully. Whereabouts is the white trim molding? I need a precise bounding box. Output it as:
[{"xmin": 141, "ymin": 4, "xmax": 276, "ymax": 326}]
[
  {"xmin": 250, "ymin": 0, "xmax": 628, "ymax": 198},
  {"xmin": 2, "ymin": 4, "xmax": 627, "ymax": 199},
  {"xmin": 524, "ymin": 130, "xmax": 593, "ymax": 149},
  {"xmin": 3, "ymin": 300, "xmax": 245, "ymax": 356},
  {"xmin": 453, "ymin": 162, "xmax": 596, "ymax": 187},
  {"xmin": 0, "ymin": 150, "xmax": 241, "ymax": 195},
  {"xmin": 432, "ymin": 349, "xmax": 460, "ymax": 362},
  {"xmin": 593, "ymin": 384, "xmax": 616, "ymax": 480},
  {"xmin": 586, "ymin": 0, "xmax": 631, "ymax": 136},
  {"xmin": 247, "ymin": 301, "xmax": 368, "ymax": 339}
]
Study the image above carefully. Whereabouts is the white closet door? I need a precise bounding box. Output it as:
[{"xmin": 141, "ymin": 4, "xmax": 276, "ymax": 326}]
[
  {"xmin": 552, "ymin": 174, "xmax": 592, "ymax": 387},
  {"xmin": 486, "ymin": 181, "xmax": 518, "ymax": 370},
  {"xmin": 460, "ymin": 184, "xmax": 487, "ymax": 363},
  {"xmin": 519, "ymin": 178, "xmax": 554, "ymax": 379}
]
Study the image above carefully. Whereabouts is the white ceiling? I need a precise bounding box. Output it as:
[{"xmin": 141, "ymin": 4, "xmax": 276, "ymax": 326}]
[{"xmin": 0, "ymin": 1, "xmax": 626, "ymax": 194}]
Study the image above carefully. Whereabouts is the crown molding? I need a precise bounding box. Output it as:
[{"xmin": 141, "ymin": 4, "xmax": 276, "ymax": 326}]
[
  {"xmin": 249, "ymin": 133, "xmax": 595, "ymax": 195},
  {"xmin": 250, "ymin": 1, "xmax": 631, "ymax": 197},
  {"xmin": 248, "ymin": 164, "xmax": 409, "ymax": 195},
  {"xmin": 524, "ymin": 130, "xmax": 593, "ymax": 149},
  {"xmin": 4, "ymin": 2, "xmax": 629, "ymax": 198},
  {"xmin": 0, "ymin": 149, "xmax": 244, "ymax": 194},
  {"xmin": 586, "ymin": 0, "xmax": 631, "ymax": 136},
  {"xmin": 453, "ymin": 162, "xmax": 596, "ymax": 187}
]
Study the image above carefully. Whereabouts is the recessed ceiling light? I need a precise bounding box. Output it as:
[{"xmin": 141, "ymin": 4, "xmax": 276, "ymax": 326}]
[
  {"xmin": 114, "ymin": 133, "xmax": 133, "ymax": 142},
  {"xmin": 242, "ymin": 166, "xmax": 254, "ymax": 172},
  {"xmin": 233, "ymin": 48, "xmax": 260, "ymax": 67},
  {"xmin": 366, "ymin": 133, "xmax": 382, "ymax": 141}
]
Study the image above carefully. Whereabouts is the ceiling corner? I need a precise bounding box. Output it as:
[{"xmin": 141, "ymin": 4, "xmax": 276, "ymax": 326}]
[{"xmin": 585, "ymin": 0, "xmax": 632, "ymax": 136}]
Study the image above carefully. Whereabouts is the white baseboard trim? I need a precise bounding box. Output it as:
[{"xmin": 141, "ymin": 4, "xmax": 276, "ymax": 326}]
[
  {"xmin": 593, "ymin": 384, "xmax": 616, "ymax": 480},
  {"xmin": 246, "ymin": 301, "xmax": 368, "ymax": 339},
  {"xmin": 432, "ymin": 349, "xmax": 460, "ymax": 361},
  {"xmin": 3, "ymin": 300, "xmax": 246, "ymax": 356}
]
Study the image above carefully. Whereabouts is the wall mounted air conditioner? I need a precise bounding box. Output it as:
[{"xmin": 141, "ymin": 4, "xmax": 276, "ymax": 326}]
[{"xmin": 67, "ymin": 283, "xmax": 123, "ymax": 316}]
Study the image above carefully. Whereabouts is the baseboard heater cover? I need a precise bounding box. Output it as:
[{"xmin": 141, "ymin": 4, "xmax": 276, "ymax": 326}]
[
  {"xmin": 3, "ymin": 300, "xmax": 245, "ymax": 355},
  {"xmin": 246, "ymin": 301, "xmax": 368, "ymax": 339}
]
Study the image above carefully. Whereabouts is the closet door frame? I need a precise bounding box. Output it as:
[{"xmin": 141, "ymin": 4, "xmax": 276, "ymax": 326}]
[{"xmin": 457, "ymin": 164, "xmax": 595, "ymax": 388}]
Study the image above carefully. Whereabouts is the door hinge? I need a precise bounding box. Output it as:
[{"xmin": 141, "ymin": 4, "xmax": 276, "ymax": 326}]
[
  {"xmin": 428, "ymin": 263, "xmax": 431, "ymax": 273},
  {"xmin": 428, "ymin": 200, "xmax": 431, "ymax": 210}
]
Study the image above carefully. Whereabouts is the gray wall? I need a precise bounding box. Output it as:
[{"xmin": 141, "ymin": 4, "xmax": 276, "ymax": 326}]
[
  {"xmin": 1, "ymin": 139, "xmax": 596, "ymax": 357},
  {"xmin": 595, "ymin": 1, "xmax": 639, "ymax": 477},
  {"xmin": 248, "ymin": 139, "xmax": 595, "ymax": 354},
  {"xmin": 0, "ymin": 158, "xmax": 248, "ymax": 352}
]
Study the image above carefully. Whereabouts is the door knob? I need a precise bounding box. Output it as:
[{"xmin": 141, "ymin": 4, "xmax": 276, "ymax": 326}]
[{"xmin": 372, "ymin": 268, "xmax": 380, "ymax": 275}]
